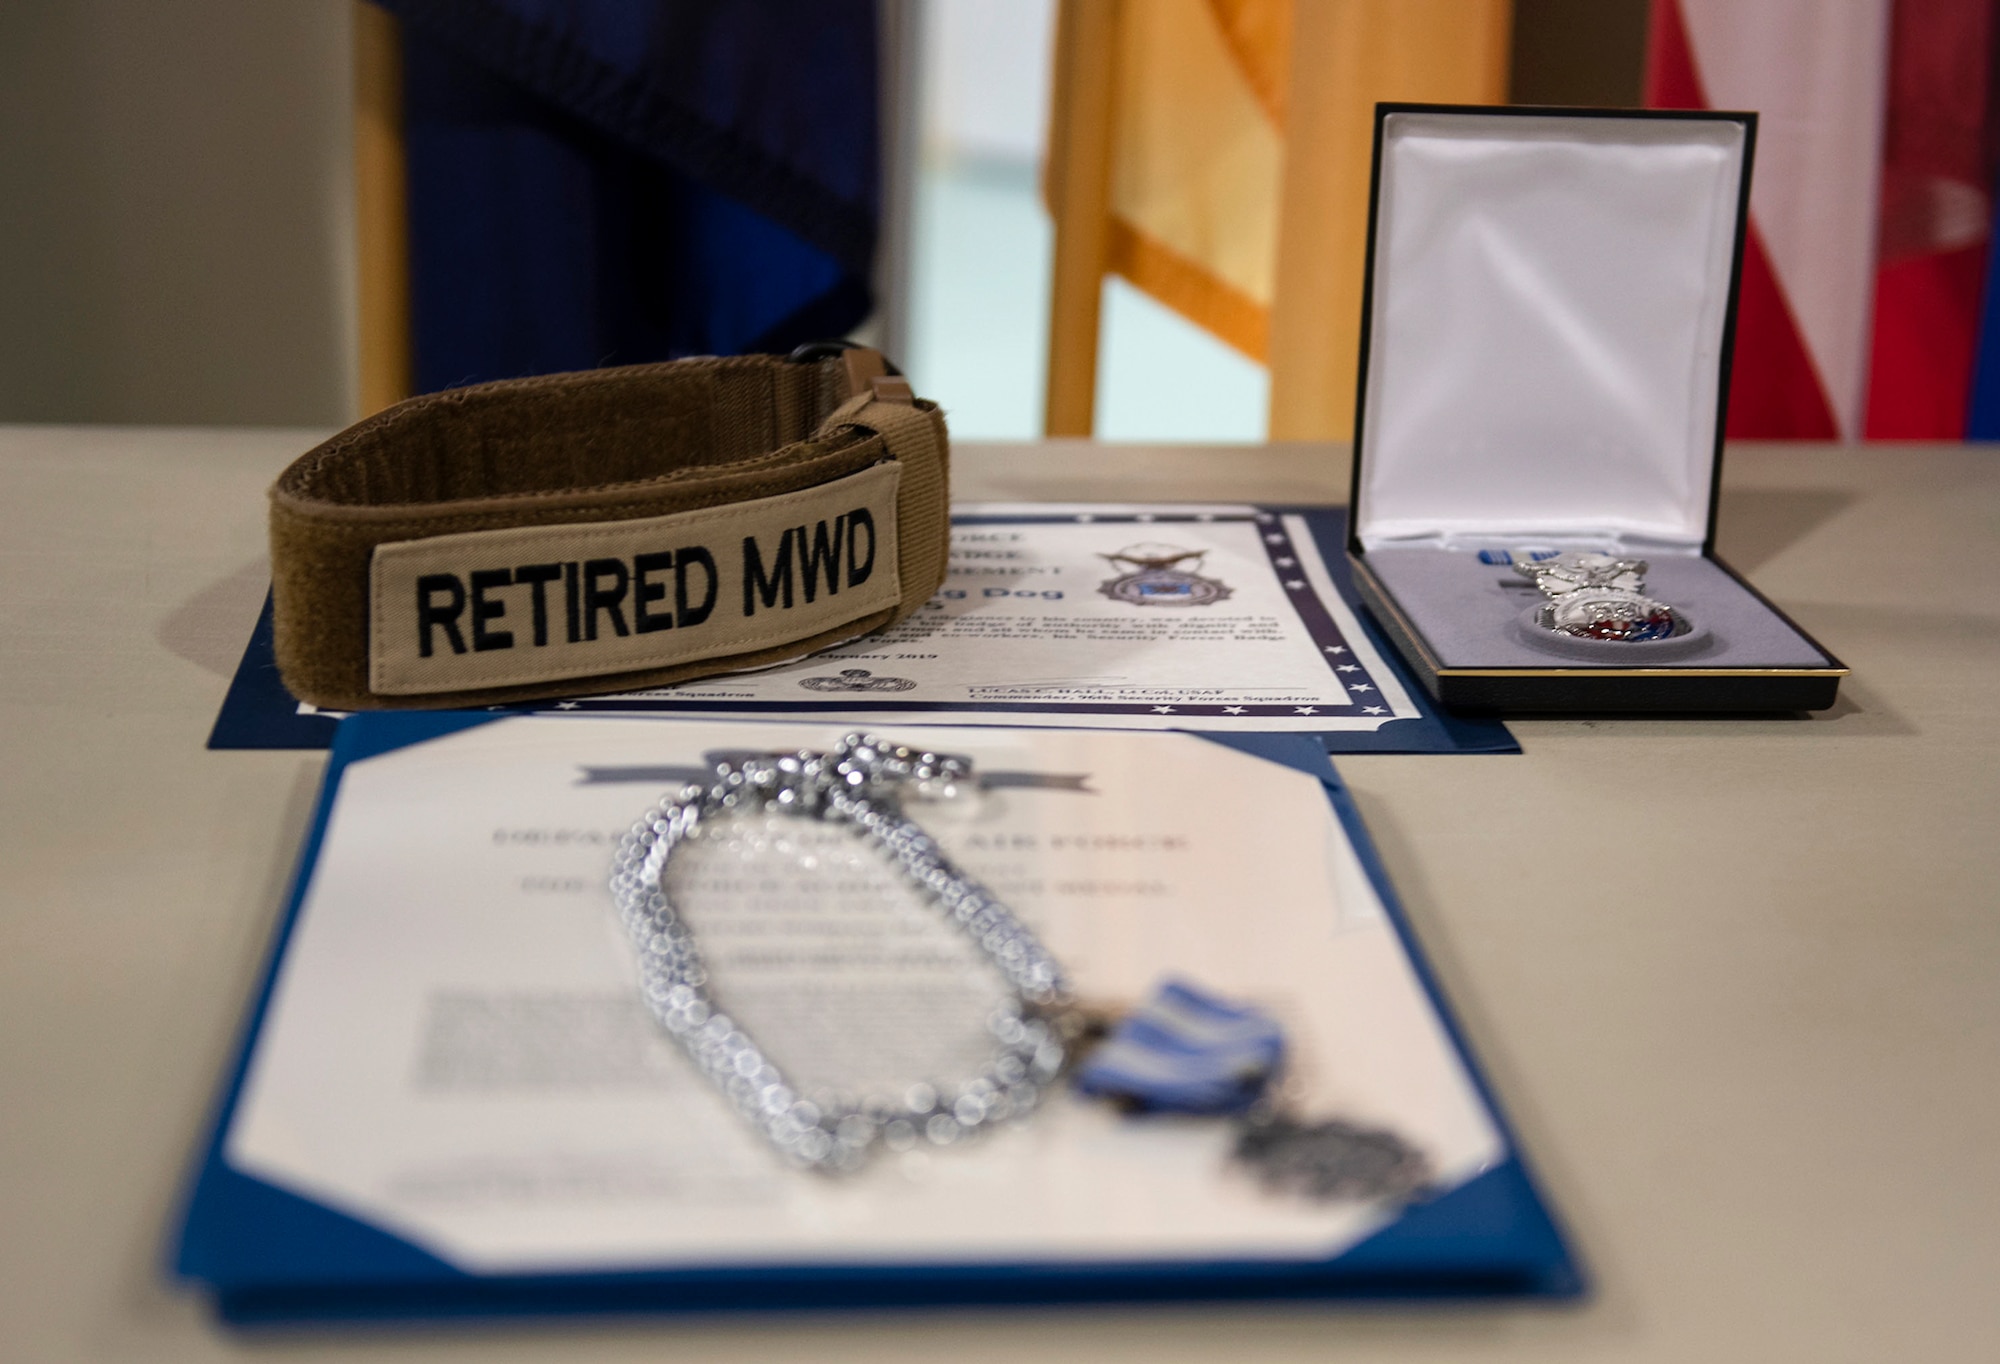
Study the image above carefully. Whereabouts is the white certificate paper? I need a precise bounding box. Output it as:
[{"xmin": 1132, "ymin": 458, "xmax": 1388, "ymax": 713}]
[{"xmin": 228, "ymin": 719, "xmax": 1498, "ymax": 1273}]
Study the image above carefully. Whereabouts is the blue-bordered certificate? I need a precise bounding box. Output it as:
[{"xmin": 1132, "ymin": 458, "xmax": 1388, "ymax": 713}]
[
  {"xmin": 176, "ymin": 715, "xmax": 1576, "ymax": 1320},
  {"xmin": 525, "ymin": 505, "xmax": 1419, "ymax": 731}
]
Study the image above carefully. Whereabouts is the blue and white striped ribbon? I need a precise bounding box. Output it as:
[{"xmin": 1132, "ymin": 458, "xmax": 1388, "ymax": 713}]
[{"xmin": 1073, "ymin": 979, "xmax": 1285, "ymax": 1115}]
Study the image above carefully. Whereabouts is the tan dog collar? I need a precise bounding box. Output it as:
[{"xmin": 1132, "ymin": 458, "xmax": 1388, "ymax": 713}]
[{"xmin": 267, "ymin": 349, "xmax": 947, "ymax": 710}]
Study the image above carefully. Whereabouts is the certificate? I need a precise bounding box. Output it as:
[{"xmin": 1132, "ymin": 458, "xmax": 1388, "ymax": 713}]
[
  {"xmin": 543, "ymin": 505, "xmax": 1419, "ymax": 731},
  {"xmin": 218, "ymin": 718, "xmax": 1501, "ymax": 1273}
]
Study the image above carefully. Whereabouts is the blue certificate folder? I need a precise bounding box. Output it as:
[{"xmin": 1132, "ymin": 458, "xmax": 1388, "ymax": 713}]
[
  {"xmin": 172, "ymin": 715, "xmax": 1577, "ymax": 1323},
  {"xmin": 206, "ymin": 506, "xmax": 1517, "ymax": 756}
]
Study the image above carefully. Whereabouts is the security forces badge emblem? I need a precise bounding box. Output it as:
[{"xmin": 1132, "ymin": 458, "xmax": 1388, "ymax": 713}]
[{"xmin": 1096, "ymin": 543, "xmax": 1234, "ymax": 607}]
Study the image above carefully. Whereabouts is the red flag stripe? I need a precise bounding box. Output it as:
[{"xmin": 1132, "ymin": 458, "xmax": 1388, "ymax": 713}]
[{"xmin": 1862, "ymin": 0, "xmax": 1998, "ymax": 438}]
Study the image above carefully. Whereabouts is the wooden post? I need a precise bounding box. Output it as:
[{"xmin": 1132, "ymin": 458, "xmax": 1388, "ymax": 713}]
[
  {"xmin": 353, "ymin": 1, "xmax": 412, "ymax": 414},
  {"xmin": 1042, "ymin": 0, "xmax": 1121, "ymax": 437},
  {"xmin": 1267, "ymin": 0, "xmax": 1512, "ymax": 447}
]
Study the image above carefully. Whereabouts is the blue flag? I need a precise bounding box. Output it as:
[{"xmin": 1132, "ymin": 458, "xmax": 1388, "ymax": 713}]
[
  {"xmin": 377, "ymin": 0, "xmax": 878, "ymax": 393},
  {"xmin": 1970, "ymin": 163, "xmax": 2000, "ymax": 442}
]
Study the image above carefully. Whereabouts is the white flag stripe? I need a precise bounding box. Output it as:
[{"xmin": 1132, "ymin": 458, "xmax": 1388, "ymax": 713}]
[{"xmin": 1680, "ymin": 0, "xmax": 1892, "ymax": 440}]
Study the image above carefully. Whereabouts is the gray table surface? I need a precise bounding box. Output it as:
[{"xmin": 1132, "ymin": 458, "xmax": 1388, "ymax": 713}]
[{"xmin": 3, "ymin": 427, "xmax": 1995, "ymax": 1362}]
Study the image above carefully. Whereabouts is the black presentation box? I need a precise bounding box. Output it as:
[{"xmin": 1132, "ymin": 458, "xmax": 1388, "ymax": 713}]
[{"xmin": 1345, "ymin": 105, "xmax": 1845, "ymax": 713}]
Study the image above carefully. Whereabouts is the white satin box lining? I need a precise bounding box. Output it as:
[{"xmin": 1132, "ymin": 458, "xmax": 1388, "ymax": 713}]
[{"xmin": 1353, "ymin": 111, "xmax": 1748, "ymax": 552}]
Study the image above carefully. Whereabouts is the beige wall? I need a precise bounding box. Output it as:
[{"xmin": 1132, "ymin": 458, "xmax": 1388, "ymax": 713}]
[{"xmin": 0, "ymin": 0, "xmax": 355, "ymax": 426}]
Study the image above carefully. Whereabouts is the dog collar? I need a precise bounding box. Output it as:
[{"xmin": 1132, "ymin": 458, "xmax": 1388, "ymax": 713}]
[{"xmin": 267, "ymin": 348, "xmax": 947, "ymax": 710}]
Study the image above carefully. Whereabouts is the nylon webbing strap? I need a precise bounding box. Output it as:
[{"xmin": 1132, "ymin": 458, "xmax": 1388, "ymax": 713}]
[{"xmin": 267, "ymin": 351, "xmax": 949, "ymax": 710}]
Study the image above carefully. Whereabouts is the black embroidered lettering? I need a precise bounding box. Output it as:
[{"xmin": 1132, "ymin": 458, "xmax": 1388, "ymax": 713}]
[
  {"xmin": 563, "ymin": 562, "xmax": 581, "ymax": 643},
  {"xmin": 582, "ymin": 558, "xmax": 631, "ymax": 640},
  {"xmin": 802, "ymin": 516, "xmax": 844, "ymax": 603},
  {"xmin": 845, "ymin": 507, "xmax": 876, "ymax": 587},
  {"xmin": 676, "ymin": 545, "xmax": 718, "ymax": 627},
  {"xmin": 742, "ymin": 530, "xmax": 794, "ymax": 616},
  {"xmin": 416, "ymin": 574, "xmax": 468, "ymax": 657},
  {"xmin": 513, "ymin": 562, "xmax": 561, "ymax": 647},
  {"xmin": 633, "ymin": 551, "xmax": 674, "ymax": 634},
  {"xmin": 468, "ymin": 568, "xmax": 514, "ymax": 651}
]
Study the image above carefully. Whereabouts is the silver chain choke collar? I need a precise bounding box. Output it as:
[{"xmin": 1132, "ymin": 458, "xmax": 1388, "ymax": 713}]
[{"xmin": 610, "ymin": 733, "xmax": 1072, "ymax": 1174}]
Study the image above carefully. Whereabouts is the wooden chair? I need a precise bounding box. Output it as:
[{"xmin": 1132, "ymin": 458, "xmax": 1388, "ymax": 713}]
[
  {"xmin": 352, "ymin": 2, "xmax": 412, "ymax": 417},
  {"xmin": 1041, "ymin": 0, "xmax": 1515, "ymax": 443}
]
